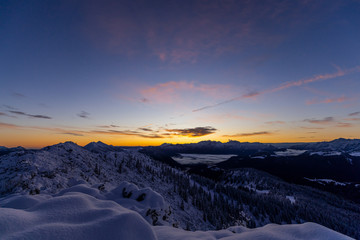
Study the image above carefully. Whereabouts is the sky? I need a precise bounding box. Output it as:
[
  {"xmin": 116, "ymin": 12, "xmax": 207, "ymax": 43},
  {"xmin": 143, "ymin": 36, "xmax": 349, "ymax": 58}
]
[{"xmin": 1, "ymin": 0, "xmax": 360, "ymax": 148}]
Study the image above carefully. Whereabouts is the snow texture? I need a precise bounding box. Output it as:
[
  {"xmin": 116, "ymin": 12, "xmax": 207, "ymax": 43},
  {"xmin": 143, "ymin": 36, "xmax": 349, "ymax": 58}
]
[
  {"xmin": 0, "ymin": 185, "xmax": 156, "ymax": 240},
  {"xmin": 173, "ymin": 154, "xmax": 236, "ymax": 165},
  {"xmin": 0, "ymin": 183, "xmax": 353, "ymax": 240},
  {"xmin": 155, "ymin": 223, "xmax": 353, "ymax": 240},
  {"xmin": 274, "ymin": 149, "xmax": 306, "ymax": 157}
]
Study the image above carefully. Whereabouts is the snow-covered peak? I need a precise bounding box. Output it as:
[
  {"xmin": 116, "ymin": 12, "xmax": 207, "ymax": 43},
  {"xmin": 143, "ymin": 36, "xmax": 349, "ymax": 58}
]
[
  {"xmin": 292, "ymin": 138, "xmax": 360, "ymax": 153},
  {"xmin": 42, "ymin": 141, "xmax": 83, "ymax": 152},
  {"xmin": 84, "ymin": 141, "xmax": 123, "ymax": 153},
  {"xmin": 0, "ymin": 146, "xmax": 26, "ymax": 152}
]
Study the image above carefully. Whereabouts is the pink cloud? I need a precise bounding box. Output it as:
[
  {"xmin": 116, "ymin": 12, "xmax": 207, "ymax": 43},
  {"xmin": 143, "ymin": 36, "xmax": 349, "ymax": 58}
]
[
  {"xmin": 265, "ymin": 121, "xmax": 285, "ymax": 125},
  {"xmin": 0, "ymin": 122, "xmax": 19, "ymax": 129},
  {"xmin": 336, "ymin": 122, "xmax": 353, "ymax": 128},
  {"xmin": 223, "ymin": 131, "xmax": 272, "ymax": 138},
  {"xmin": 344, "ymin": 118, "xmax": 360, "ymax": 121},
  {"xmin": 306, "ymin": 96, "xmax": 351, "ymax": 105}
]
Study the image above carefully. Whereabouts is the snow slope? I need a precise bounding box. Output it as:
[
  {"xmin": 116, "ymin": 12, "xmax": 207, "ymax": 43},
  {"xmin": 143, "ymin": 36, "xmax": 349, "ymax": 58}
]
[
  {"xmin": 0, "ymin": 183, "xmax": 353, "ymax": 240},
  {"xmin": 0, "ymin": 184, "xmax": 156, "ymax": 240},
  {"xmin": 0, "ymin": 141, "xmax": 358, "ymax": 239},
  {"xmin": 0, "ymin": 142, "xmax": 211, "ymax": 230}
]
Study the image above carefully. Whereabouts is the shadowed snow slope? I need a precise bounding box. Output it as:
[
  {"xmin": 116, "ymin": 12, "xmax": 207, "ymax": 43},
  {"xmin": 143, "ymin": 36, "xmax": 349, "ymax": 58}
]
[
  {"xmin": 155, "ymin": 223, "xmax": 353, "ymax": 240},
  {"xmin": 0, "ymin": 188, "xmax": 156, "ymax": 240},
  {"xmin": 0, "ymin": 184, "xmax": 353, "ymax": 240}
]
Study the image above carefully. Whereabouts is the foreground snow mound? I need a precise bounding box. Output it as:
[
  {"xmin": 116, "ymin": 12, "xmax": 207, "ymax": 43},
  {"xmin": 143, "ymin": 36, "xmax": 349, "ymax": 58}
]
[
  {"xmin": 0, "ymin": 183, "xmax": 353, "ymax": 240},
  {"xmin": 0, "ymin": 187, "xmax": 156, "ymax": 240},
  {"xmin": 155, "ymin": 223, "xmax": 353, "ymax": 240}
]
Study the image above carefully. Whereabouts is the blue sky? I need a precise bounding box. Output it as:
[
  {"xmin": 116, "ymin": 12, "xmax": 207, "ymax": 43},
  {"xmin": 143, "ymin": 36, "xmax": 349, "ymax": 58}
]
[{"xmin": 1, "ymin": 0, "xmax": 360, "ymax": 147}]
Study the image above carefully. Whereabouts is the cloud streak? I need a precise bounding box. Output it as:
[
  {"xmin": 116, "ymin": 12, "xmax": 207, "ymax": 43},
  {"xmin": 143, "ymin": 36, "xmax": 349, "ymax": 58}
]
[
  {"xmin": 193, "ymin": 91, "xmax": 259, "ymax": 112},
  {"xmin": 349, "ymin": 111, "xmax": 360, "ymax": 116},
  {"xmin": 344, "ymin": 118, "xmax": 360, "ymax": 121},
  {"xmin": 60, "ymin": 132, "xmax": 85, "ymax": 137},
  {"xmin": 77, "ymin": 111, "xmax": 90, "ymax": 119},
  {"xmin": 9, "ymin": 110, "xmax": 52, "ymax": 119},
  {"xmin": 265, "ymin": 121, "xmax": 285, "ymax": 125},
  {"xmin": 90, "ymin": 129, "xmax": 164, "ymax": 139},
  {"xmin": 303, "ymin": 117, "xmax": 353, "ymax": 128},
  {"xmin": 0, "ymin": 122, "xmax": 19, "ymax": 128},
  {"xmin": 304, "ymin": 117, "xmax": 334, "ymax": 124},
  {"xmin": 12, "ymin": 92, "xmax": 27, "ymax": 98},
  {"xmin": 306, "ymin": 96, "xmax": 351, "ymax": 105},
  {"xmin": 193, "ymin": 66, "xmax": 360, "ymax": 112},
  {"xmin": 223, "ymin": 131, "xmax": 272, "ymax": 137}
]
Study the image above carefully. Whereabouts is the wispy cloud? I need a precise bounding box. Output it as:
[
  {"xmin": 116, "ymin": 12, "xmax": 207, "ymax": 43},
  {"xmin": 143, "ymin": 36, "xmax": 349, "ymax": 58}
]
[
  {"xmin": 9, "ymin": 110, "xmax": 52, "ymax": 119},
  {"xmin": 141, "ymin": 81, "xmax": 231, "ymax": 104},
  {"xmin": 300, "ymin": 126, "xmax": 324, "ymax": 130},
  {"xmin": 344, "ymin": 118, "xmax": 360, "ymax": 121},
  {"xmin": 336, "ymin": 122, "xmax": 353, "ymax": 128},
  {"xmin": 265, "ymin": 121, "xmax": 285, "ymax": 125},
  {"xmin": 349, "ymin": 111, "xmax": 360, "ymax": 116},
  {"xmin": 138, "ymin": 127, "xmax": 153, "ymax": 132},
  {"xmin": 0, "ymin": 122, "xmax": 19, "ymax": 128},
  {"xmin": 304, "ymin": 117, "xmax": 334, "ymax": 124},
  {"xmin": 306, "ymin": 96, "xmax": 351, "ymax": 105},
  {"xmin": 166, "ymin": 126, "xmax": 216, "ymax": 137},
  {"xmin": 223, "ymin": 131, "xmax": 272, "ymax": 137},
  {"xmin": 90, "ymin": 129, "xmax": 164, "ymax": 139},
  {"xmin": 193, "ymin": 91, "xmax": 259, "ymax": 112},
  {"xmin": 193, "ymin": 66, "xmax": 360, "ymax": 112},
  {"xmin": 97, "ymin": 125, "xmax": 120, "ymax": 128},
  {"xmin": 12, "ymin": 92, "xmax": 27, "ymax": 98},
  {"xmin": 0, "ymin": 112, "xmax": 11, "ymax": 117},
  {"xmin": 60, "ymin": 132, "xmax": 84, "ymax": 137},
  {"xmin": 303, "ymin": 117, "xmax": 353, "ymax": 128},
  {"xmin": 77, "ymin": 111, "xmax": 90, "ymax": 119},
  {"xmin": 3, "ymin": 105, "xmax": 18, "ymax": 110}
]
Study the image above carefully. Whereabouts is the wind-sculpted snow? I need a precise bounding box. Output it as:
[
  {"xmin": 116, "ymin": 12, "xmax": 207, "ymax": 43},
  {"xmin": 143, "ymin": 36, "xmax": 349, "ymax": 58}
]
[
  {"xmin": 106, "ymin": 181, "xmax": 165, "ymax": 209},
  {"xmin": 0, "ymin": 183, "xmax": 353, "ymax": 240},
  {"xmin": 155, "ymin": 223, "xmax": 353, "ymax": 240},
  {"xmin": 0, "ymin": 184, "xmax": 157, "ymax": 240}
]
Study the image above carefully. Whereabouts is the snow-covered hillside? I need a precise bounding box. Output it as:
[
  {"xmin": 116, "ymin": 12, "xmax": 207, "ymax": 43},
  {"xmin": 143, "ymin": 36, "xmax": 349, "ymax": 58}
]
[
  {"xmin": 0, "ymin": 183, "xmax": 353, "ymax": 240},
  {"xmin": 0, "ymin": 141, "xmax": 212, "ymax": 230},
  {"xmin": 0, "ymin": 141, "xmax": 358, "ymax": 239}
]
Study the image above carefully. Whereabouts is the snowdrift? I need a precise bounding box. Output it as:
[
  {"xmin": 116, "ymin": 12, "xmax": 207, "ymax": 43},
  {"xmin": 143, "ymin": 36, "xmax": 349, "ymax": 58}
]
[{"xmin": 0, "ymin": 183, "xmax": 353, "ymax": 240}]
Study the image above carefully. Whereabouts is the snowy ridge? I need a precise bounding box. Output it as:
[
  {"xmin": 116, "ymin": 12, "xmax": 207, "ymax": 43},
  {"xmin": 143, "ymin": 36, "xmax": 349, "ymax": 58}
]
[
  {"xmin": 0, "ymin": 183, "xmax": 353, "ymax": 240},
  {"xmin": 84, "ymin": 141, "xmax": 123, "ymax": 153},
  {"xmin": 0, "ymin": 141, "xmax": 212, "ymax": 230},
  {"xmin": 291, "ymin": 138, "xmax": 360, "ymax": 153}
]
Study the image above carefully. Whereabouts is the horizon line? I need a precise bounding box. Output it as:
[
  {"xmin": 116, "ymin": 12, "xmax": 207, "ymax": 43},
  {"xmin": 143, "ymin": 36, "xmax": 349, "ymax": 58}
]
[{"xmin": 2, "ymin": 137, "xmax": 357, "ymax": 149}]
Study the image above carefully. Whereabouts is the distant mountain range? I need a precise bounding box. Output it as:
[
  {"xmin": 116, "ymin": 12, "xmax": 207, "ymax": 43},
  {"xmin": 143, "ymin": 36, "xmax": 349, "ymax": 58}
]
[
  {"xmin": 1, "ymin": 138, "xmax": 360, "ymax": 155},
  {"xmin": 289, "ymin": 138, "xmax": 360, "ymax": 152}
]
